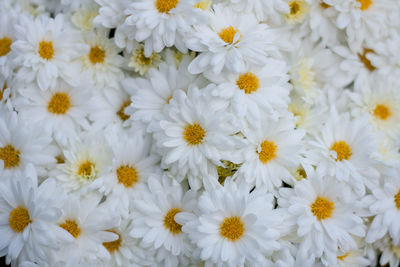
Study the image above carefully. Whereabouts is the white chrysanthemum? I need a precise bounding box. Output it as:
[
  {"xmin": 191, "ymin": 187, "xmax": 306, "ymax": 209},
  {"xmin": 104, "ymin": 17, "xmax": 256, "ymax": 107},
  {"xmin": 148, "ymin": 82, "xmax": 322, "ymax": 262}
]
[
  {"xmin": 119, "ymin": 0, "xmax": 205, "ymax": 57},
  {"xmin": 123, "ymin": 56, "xmax": 204, "ymax": 126},
  {"xmin": 350, "ymin": 75, "xmax": 400, "ymax": 141},
  {"xmin": 0, "ymin": 10, "xmax": 17, "ymax": 79},
  {"xmin": 153, "ymin": 86, "xmax": 241, "ymax": 190},
  {"xmin": 206, "ymin": 58, "xmax": 291, "ymax": 123},
  {"xmin": 0, "ymin": 108, "xmax": 57, "ymax": 179},
  {"xmin": 102, "ymin": 129, "xmax": 160, "ymax": 217},
  {"xmin": 125, "ymin": 42, "xmax": 162, "ymax": 76},
  {"xmin": 54, "ymin": 194, "xmax": 120, "ymax": 266},
  {"xmin": 12, "ymin": 14, "xmax": 88, "ymax": 91},
  {"xmin": 176, "ymin": 179, "xmax": 282, "ymax": 266},
  {"xmin": 186, "ymin": 4, "xmax": 285, "ymax": 74},
  {"xmin": 50, "ymin": 133, "xmax": 112, "ymax": 194},
  {"xmin": 234, "ymin": 115, "xmax": 305, "ymax": 191},
  {"xmin": 0, "ymin": 166, "xmax": 70, "ymax": 264},
  {"xmin": 14, "ymin": 78, "xmax": 94, "ymax": 146},
  {"xmin": 278, "ymin": 171, "xmax": 365, "ymax": 266},
  {"xmin": 79, "ymin": 29, "xmax": 124, "ymax": 89},
  {"xmin": 130, "ymin": 175, "xmax": 196, "ymax": 266},
  {"xmin": 325, "ymin": 0, "xmax": 399, "ymax": 52},
  {"xmin": 305, "ymin": 112, "xmax": 379, "ymax": 196}
]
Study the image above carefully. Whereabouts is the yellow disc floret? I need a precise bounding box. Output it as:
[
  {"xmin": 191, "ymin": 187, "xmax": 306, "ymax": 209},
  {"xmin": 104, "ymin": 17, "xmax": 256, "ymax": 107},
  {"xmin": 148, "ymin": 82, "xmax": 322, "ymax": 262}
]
[
  {"xmin": 163, "ymin": 208, "xmax": 182, "ymax": 235},
  {"xmin": 330, "ymin": 141, "xmax": 352, "ymax": 161},
  {"xmin": 77, "ymin": 160, "xmax": 96, "ymax": 179},
  {"xmin": 357, "ymin": 0, "xmax": 372, "ymax": 10},
  {"xmin": 311, "ymin": 196, "xmax": 335, "ymax": 220},
  {"xmin": 155, "ymin": 0, "xmax": 179, "ymax": 13},
  {"xmin": 219, "ymin": 216, "xmax": 245, "ymax": 242},
  {"xmin": 236, "ymin": 72, "xmax": 260, "ymax": 94},
  {"xmin": 9, "ymin": 206, "xmax": 31, "ymax": 233},
  {"xmin": 0, "ymin": 37, "xmax": 12, "ymax": 57},
  {"xmin": 47, "ymin": 92, "xmax": 71, "ymax": 115},
  {"xmin": 0, "ymin": 144, "xmax": 21, "ymax": 169},
  {"xmin": 183, "ymin": 123, "xmax": 206, "ymax": 146},
  {"xmin": 285, "ymin": 0, "xmax": 309, "ymax": 24},
  {"xmin": 103, "ymin": 230, "xmax": 122, "ymax": 254},
  {"xmin": 39, "ymin": 40, "xmax": 54, "ymax": 60},
  {"xmin": 59, "ymin": 219, "xmax": 81, "ymax": 238},
  {"xmin": 89, "ymin": 46, "xmax": 105, "ymax": 64},
  {"xmin": 373, "ymin": 104, "xmax": 391, "ymax": 121},
  {"xmin": 117, "ymin": 165, "xmax": 139, "ymax": 188},
  {"xmin": 258, "ymin": 140, "xmax": 278, "ymax": 164},
  {"xmin": 218, "ymin": 26, "xmax": 240, "ymax": 45}
]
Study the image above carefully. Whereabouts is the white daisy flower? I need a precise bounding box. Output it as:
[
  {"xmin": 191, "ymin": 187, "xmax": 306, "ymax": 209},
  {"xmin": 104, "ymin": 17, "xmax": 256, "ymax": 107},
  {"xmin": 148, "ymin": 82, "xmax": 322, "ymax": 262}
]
[
  {"xmin": 206, "ymin": 58, "xmax": 291, "ymax": 124},
  {"xmin": 278, "ymin": 171, "xmax": 365, "ymax": 266},
  {"xmin": 125, "ymin": 42, "xmax": 162, "ymax": 76},
  {"xmin": 102, "ymin": 128, "xmax": 160, "ymax": 217},
  {"xmin": 234, "ymin": 115, "xmax": 305, "ymax": 191},
  {"xmin": 50, "ymin": 132, "xmax": 112, "ymax": 194},
  {"xmin": 0, "ymin": 108, "xmax": 57, "ymax": 180},
  {"xmin": 0, "ymin": 165, "xmax": 70, "ymax": 264},
  {"xmin": 305, "ymin": 111, "xmax": 379, "ymax": 196},
  {"xmin": 176, "ymin": 179, "xmax": 282, "ymax": 266},
  {"xmin": 120, "ymin": 0, "xmax": 205, "ymax": 57},
  {"xmin": 186, "ymin": 4, "xmax": 285, "ymax": 74},
  {"xmin": 153, "ymin": 86, "xmax": 241, "ymax": 190},
  {"xmin": 79, "ymin": 29, "xmax": 124, "ymax": 89},
  {"xmin": 130, "ymin": 175, "xmax": 196, "ymax": 266},
  {"xmin": 54, "ymin": 194, "xmax": 120, "ymax": 266},
  {"xmin": 14, "ymin": 78, "xmax": 94, "ymax": 146},
  {"xmin": 12, "ymin": 14, "xmax": 89, "ymax": 91}
]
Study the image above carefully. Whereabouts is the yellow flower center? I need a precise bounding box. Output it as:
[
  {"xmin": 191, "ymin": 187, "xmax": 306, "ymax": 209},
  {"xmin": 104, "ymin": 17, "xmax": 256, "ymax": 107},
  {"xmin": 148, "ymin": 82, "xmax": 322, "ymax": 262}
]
[
  {"xmin": 0, "ymin": 144, "xmax": 21, "ymax": 169},
  {"xmin": 218, "ymin": 26, "xmax": 240, "ymax": 45},
  {"xmin": 258, "ymin": 140, "xmax": 278, "ymax": 164},
  {"xmin": 217, "ymin": 160, "xmax": 242, "ymax": 186},
  {"xmin": 337, "ymin": 252, "xmax": 350, "ymax": 261},
  {"xmin": 311, "ymin": 196, "xmax": 334, "ymax": 220},
  {"xmin": 103, "ymin": 230, "xmax": 122, "ymax": 254},
  {"xmin": 358, "ymin": 48, "xmax": 376, "ymax": 71},
  {"xmin": 117, "ymin": 165, "xmax": 139, "ymax": 188},
  {"xmin": 236, "ymin": 72, "xmax": 260, "ymax": 94},
  {"xmin": 89, "ymin": 46, "xmax": 105, "ymax": 64},
  {"xmin": 357, "ymin": 0, "xmax": 372, "ymax": 10},
  {"xmin": 373, "ymin": 104, "xmax": 391, "ymax": 120},
  {"xmin": 38, "ymin": 40, "xmax": 54, "ymax": 60},
  {"xmin": 9, "ymin": 206, "xmax": 31, "ymax": 233},
  {"xmin": 163, "ymin": 208, "xmax": 182, "ymax": 235},
  {"xmin": 286, "ymin": 0, "xmax": 308, "ymax": 23},
  {"xmin": 0, "ymin": 37, "xmax": 12, "ymax": 57},
  {"xmin": 117, "ymin": 101, "xmax": 131, "ymax": 121},
  {"xmin": 183, "ymin": 123, "xmax": 206, "ymax": 146},
  {"xmin": 77, "ymin": 160, "xmax": 96, "ymax": 179},
  {"xmin": 155, "ymin": 0, "xmax": 179, "ymax": 13},
  {"xmin": 59, "ymin": 219, "xmax": 81, "ymax": 238},
  {"xmin": 194, "ymin": 0, "xmax": 211, "ymax": 10},
  {"xmin": 47, "ymin": 92, "xmax": 71, "ymax": 115},
  {"xmin": 294, "ymin": 166, "xmax": 307, "ymax": 181},
  {"xmin": 394, "ymin": 190, "xmax": 400, "ymax": 210},
  {"xmin": 330, "ymin": 141, "xmax": 352, "ymax": 161},
  {"xmin": 219, "ymin": 216, "xmax": 245, "ymax": 242}
]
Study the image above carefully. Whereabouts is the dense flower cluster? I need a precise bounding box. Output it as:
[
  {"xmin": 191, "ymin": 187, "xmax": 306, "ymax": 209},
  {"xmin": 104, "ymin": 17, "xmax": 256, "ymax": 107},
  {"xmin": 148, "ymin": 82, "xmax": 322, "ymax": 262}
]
[{"xmin": 1, "ymin": 0, "xmax": 400, "ymax": 266}]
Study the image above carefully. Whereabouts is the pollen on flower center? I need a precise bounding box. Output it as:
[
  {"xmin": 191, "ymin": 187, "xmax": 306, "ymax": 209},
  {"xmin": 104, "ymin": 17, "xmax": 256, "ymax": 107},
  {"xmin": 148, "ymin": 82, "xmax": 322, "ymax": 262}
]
[
  {"xmin": 9, "ymin": 206, "xmax": 31, "ymax": 233},
  {"xmin": 103, "ymin": 230, "xmax": 122, "ymax": 254},
  {"xmin": 236, "ymin": 72, "xmax": 260, "ymax": 94},
  {"xmin": 219, "ymin": 216, "xmax": 245, "ymax": 242},
  {"xmin": 286, "ymin": 0, "xmax": 308, "ymax": 23},
  {"xmin": 59, "ymin": 219, "xmax": 81, "ymax": 238},
  {"xmin": 183, "ymin": 123, "xmax": 206, "ymax": 146},
  {"xmin": 258, "ymin": 140, "xmax": 278, "ymax": 164},
  {"xmin": 163, "ymin": 208, "xmax": 182, "ymax": 235},
  {"xmin": 374, "ymin": 104, "xmax": 391, "ymax": 120},
  {"xmin": 117, "ymin": 101, "xmax": 131, "ymax": 121},
  {"xmin": 330, "ymin": 141, "xmax": 352, "ymax": 161},
  {"xmin": 311, "ymin": 196, "xmax": 335, "ymax": 220},
  {"xmin": 358, "ymin": 48, "xmax": 376, "ymax": 71},
  {"xmin": 77, "ymin": 160, "xmax": 96, "ymax": 179},
  {"xmin": 0, "ymin": 37, "xmax": 12, "ymax": 57},
  {"xmin": 394, "ymin": 190, "xmax": 400, "ymax": 210},
  {"xmin": 155, "ymin": 0, "xmax": 179, "ymax": 13},
  {"xmin": 117, "ymin": 165, "xmax": 139, "ymax": 188},
  {"xmin": 218, "ymin": 26, "xmax": 240, "ymax": 45},
  {"xmin": 39, "ymin": 40, "xmax": 54, "ymax": 60},
  {"xmin": 47, "ymin": 92, "xmax": 71, "ymax": 115},
  {"xmin": 0, "ymin": 144, "xmax": 21, "ymax": 169},
  {"xmin": 357, "ymin": 0, "xmax": 372, "ymax": 10},
  {"xmin": 89, "ymin": 46, "xmax": 105, "ymax": 64}
]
